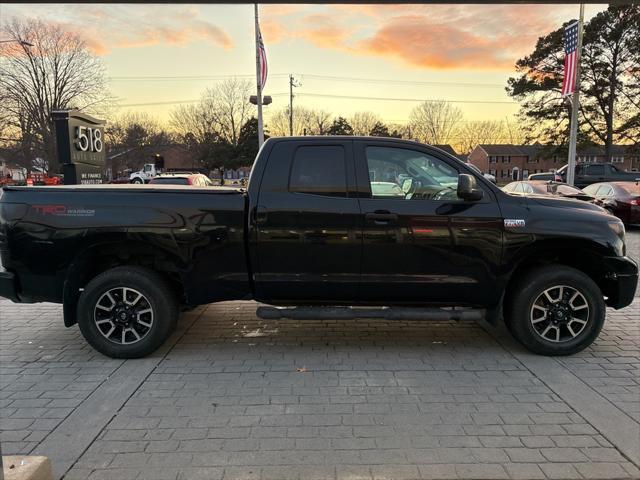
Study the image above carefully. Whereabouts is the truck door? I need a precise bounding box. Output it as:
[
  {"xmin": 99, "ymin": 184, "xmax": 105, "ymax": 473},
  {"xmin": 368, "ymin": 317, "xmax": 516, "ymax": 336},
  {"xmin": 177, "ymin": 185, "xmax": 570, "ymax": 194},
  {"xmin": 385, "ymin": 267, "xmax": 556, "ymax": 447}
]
[
  {"xmin": 253, "ymin": 140, "xmax": 362, "ymax": 302},
  {"xmin": 354, "ymin": 141, "xmax": 503, "ymax": 306},
  {"xmin": 577, "ymin": 164, "xmax": 605, "ymax": 187}
]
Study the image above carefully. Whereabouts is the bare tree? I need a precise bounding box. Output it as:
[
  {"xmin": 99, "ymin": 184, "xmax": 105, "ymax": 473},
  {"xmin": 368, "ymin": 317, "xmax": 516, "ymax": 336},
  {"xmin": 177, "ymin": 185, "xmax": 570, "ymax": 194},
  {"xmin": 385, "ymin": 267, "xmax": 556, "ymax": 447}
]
[
  {"xmin": 308, "ymin": 109, "xmax": 332, "ymax": 135},
  {"xmin": 169, "ymin": 79, "xmax": 251, "ymax": 147},
  {"xmin": 267, "ymin": 106, "xmax": 332, "ymax": 136},
  {"xmin": 267, "ymin": 106, "xmax": 310, "ymax": 136},
  {"xmin": 503, "ymin": 120, "xmax": 527, "ymax": 145},
  {"xmin": 349, "ymin": 111, "xmax": 381, "ymax": 136},
  {"xmin": 455, "ymin": 120, "xmax": 508, "ymax": 154},
  {"xmin": 408, "ymin": 100, "xmax": 464, "ymax": 146},
  {"xmin": 0, "ymin": 18, "xmax": 111, "ymax": 171},
  {"xmin": 203, "ymin": 79, "xmax": 252, "ymax": 146},
  {"xmin": 170, "ymin": 103, "xmax": 216, "ymax": 145}
]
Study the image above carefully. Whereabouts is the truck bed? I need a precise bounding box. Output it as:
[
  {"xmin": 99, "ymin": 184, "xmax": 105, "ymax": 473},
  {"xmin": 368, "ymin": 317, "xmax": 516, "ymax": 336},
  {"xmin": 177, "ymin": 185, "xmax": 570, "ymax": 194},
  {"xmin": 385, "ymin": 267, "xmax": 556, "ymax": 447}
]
[{"xmin": 0, "ymin": 185, "xmax": 251, "ymax": 305}]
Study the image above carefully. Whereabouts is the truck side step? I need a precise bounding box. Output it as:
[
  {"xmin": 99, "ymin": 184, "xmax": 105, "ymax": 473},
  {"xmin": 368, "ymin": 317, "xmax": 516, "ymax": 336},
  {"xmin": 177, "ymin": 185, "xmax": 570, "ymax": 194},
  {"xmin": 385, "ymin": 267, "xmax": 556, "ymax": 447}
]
[{"xmin": 256, "ymin": 306, "xmax": 485, "ymax": 321}]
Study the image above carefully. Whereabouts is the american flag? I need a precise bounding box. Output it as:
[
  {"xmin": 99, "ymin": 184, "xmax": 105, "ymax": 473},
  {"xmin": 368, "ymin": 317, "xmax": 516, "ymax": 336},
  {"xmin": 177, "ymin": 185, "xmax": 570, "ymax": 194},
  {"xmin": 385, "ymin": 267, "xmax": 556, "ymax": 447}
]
[
  {"xmin": 257, "ymin": 25, "xmax": 268, "ymax": 91},
  {"xmin": 561, "ymin": 21, "xmax": 579, "ymax": 97}
]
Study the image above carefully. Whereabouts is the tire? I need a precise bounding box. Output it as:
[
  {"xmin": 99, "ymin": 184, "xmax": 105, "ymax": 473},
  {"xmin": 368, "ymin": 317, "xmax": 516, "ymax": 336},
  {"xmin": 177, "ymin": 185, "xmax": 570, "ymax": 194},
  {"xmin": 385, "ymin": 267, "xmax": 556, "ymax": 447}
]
[
  {"xmin": 77, "ymin": 266, "xmax": 178, "ymax": 358},
  {"xmin": 131, "ymin": 178, "xmax": 143, "ymax": 184},
  {"xmin": 505, "ymin": 265, "xmax": 605, "ymax": 356}
]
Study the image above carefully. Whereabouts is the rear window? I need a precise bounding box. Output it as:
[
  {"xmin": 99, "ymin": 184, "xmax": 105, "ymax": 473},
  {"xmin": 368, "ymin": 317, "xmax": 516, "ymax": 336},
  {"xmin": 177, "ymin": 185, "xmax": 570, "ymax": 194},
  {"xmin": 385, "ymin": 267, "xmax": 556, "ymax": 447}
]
[
  {"xmin": 556, "ymin": 185, "xmax": 583, "ymax": 195},
  {"xmin": 151, "ymin": 178, "xmax": 189, "ymax": 185},
  {"xmin": 289, "ymin": 145, "xmax": 347, "ymax": 197}
]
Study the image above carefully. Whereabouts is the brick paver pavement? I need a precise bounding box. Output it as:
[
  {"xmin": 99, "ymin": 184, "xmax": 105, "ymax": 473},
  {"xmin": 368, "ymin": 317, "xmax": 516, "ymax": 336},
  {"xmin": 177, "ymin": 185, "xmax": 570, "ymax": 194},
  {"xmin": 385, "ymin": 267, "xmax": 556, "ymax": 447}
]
[{"xmin": 1, "ymin": 231, "xmax": 638, "ymax": 480}]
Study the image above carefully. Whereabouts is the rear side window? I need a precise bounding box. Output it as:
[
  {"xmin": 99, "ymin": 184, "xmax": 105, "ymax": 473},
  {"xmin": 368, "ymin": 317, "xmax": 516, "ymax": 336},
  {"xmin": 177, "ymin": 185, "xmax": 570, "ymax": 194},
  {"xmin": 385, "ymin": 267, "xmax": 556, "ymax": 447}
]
[
  {"xmin": 596, "ymin": 185, "xmax": 613, "ymax": 197},
  {"xmin": 289, "ymin": 146, "xmax": 347, "ymax": 197},
  {"xmin": 586, "ymin": 165, "xmax": 604, "ymax": 176}
]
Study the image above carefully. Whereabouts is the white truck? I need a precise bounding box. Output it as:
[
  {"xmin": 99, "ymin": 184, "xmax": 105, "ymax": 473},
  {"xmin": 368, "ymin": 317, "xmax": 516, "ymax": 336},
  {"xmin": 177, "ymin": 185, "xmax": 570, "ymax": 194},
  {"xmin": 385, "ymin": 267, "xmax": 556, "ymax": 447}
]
[{"xmin": 129, "ymin": 163, "xmax": 158, "ymax": 184}]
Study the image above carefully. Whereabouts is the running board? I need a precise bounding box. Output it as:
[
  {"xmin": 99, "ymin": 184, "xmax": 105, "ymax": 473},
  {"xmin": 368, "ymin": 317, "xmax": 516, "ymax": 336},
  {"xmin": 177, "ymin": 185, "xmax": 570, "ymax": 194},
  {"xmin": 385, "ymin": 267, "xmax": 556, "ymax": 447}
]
[{"xmin": 256, "ymin": 306, "xmax": 485, "ymax": 321}]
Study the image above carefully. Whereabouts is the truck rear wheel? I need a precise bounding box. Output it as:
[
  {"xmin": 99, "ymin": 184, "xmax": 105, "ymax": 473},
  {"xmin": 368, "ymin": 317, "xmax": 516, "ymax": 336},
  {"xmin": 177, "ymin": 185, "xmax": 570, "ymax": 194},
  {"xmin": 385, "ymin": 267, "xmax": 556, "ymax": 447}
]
[
  {"xmin": 506, "ymin": 265, "xmax": 605, "ymax": 356},
  {"xmin": 77, "ymin": 266, "xmax": 178, "ymax": 358}
]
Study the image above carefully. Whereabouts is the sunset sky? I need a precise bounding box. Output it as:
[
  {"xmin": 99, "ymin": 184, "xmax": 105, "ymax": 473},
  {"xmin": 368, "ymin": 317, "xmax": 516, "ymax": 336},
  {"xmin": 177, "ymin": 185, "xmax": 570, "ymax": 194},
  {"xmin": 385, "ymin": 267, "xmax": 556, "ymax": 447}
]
[{"xmin": 1, "ymin": 3, "xmax": 608, "ymax": 125}]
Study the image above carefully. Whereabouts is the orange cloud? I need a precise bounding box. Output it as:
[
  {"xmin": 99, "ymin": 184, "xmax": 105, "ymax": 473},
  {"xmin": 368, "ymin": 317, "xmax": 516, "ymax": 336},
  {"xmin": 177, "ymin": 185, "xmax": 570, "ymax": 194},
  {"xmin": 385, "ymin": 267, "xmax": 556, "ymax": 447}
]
[
  {"xmin": 356, "ymin": 15, "xmax": 515, "ymax": 70},
  {"xmin": 87, "ymin": 21, "xmax": 233, "ymax": 54},
  {"xmin": 4, "ymin": 5, "xmax": 234, "ymax": 56},
  {"xmin": 261, "ymin": 20, "xmax": 287, "ymax": 43},
  {"xmin": 297, "ymin": 14, "xmax": 349, "ymax": 49},
  {"xmin": 259, "ymin": 4, "xmax": 605, "ymax": 71}
]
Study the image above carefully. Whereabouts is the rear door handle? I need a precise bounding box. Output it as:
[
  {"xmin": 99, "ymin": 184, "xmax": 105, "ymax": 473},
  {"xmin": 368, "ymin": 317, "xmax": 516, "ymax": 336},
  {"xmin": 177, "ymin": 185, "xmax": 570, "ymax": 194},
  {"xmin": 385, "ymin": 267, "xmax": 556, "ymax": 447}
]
[
  {"xmin": 254, "ymin": 205, "xmax": 268, "ymax": 224},
  {"xmin": 365, "ymin": 211, "xmax": 398, "ymax": 225}
]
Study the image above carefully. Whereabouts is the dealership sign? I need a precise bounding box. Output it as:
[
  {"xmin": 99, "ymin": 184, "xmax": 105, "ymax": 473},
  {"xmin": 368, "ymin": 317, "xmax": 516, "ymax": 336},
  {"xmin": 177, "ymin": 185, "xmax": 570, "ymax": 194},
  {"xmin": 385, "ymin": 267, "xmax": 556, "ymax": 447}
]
[{"xmin": 52, "ymin": 110, "xmax": 106, "ymax": 185}]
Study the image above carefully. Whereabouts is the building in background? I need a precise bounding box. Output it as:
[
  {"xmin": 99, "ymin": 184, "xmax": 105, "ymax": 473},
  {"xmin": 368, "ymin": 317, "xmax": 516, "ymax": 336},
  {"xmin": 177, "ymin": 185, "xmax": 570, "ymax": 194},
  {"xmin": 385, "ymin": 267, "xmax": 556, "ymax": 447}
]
[{"xmin": 468, "ymin": 144, "xmax": 639, "ymax": 181}]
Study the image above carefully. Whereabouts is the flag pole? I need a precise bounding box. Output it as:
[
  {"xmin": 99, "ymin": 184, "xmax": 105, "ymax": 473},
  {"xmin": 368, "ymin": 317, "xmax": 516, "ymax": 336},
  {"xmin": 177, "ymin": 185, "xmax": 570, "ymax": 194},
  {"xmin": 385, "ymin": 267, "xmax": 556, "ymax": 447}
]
[
  {"xmin": 254, "ymin": 3, "xmax": 265, "ymax": 148},
  {"xmin": 566, "ymin": 3, "xmax": 584, "ymax": 186}
]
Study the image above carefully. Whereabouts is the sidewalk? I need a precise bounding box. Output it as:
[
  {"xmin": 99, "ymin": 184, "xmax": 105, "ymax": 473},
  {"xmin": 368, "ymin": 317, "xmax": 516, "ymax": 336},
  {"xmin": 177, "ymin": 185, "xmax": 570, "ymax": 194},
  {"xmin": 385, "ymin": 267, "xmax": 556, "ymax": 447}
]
[{"xmin": 2, "ymin": 295, "xmax": 638, "ymax": 480}]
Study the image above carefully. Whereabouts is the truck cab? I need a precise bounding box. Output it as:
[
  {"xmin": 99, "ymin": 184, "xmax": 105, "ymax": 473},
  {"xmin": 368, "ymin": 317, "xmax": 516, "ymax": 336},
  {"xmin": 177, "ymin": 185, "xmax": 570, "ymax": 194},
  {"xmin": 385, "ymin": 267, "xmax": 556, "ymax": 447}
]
[{"xmin": 129, "ymin": 163, "xmax": 157, "ymax": 183}]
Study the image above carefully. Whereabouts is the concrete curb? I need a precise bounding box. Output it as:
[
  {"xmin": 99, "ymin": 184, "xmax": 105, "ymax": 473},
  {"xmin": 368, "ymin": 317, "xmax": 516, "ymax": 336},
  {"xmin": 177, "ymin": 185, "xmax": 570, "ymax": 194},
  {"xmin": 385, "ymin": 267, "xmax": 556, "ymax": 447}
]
[{"xmin": 2, "ymin": 456, "xmax": 53, "ymax": 480}]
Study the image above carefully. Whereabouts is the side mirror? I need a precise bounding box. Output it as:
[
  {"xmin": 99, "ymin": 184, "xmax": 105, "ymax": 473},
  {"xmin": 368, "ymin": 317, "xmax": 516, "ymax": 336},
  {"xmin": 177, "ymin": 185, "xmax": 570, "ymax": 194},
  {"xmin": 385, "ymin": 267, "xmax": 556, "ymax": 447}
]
[{"xmin": 457, "ymin": 174, "xmax": 484, "ymax": 201}]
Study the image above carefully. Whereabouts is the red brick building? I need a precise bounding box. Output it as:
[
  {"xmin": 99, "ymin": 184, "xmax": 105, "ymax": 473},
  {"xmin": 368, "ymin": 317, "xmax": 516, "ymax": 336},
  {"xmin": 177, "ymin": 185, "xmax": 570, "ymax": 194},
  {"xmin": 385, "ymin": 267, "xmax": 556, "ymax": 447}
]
[
  {"xmin": 468, "ymin": 144, "xmax": 639, "ymax": 182},
  {"xmin": 467, "ymin": 144, "xmax": 556, "ymax": 182}
]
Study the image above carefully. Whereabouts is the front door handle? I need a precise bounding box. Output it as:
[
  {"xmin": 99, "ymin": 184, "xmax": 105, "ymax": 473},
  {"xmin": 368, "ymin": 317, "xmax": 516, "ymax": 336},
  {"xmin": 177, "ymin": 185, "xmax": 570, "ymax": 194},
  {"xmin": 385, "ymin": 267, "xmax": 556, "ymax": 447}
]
[{"xmin": 365, "ymin": 210, "xmax": 398, "ymax": 225}]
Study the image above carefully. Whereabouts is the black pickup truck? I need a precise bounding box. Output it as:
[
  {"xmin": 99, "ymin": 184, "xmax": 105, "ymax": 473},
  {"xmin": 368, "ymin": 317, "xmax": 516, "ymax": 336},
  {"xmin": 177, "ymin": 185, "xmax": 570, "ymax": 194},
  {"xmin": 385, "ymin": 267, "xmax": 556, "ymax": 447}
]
[
  {"xmin": 557, "ymin": 163, "xmax": 640, "ymax": 188},
  {"xmin": 1, "ymin": 137, "xmax": 637, "ymax": 358}
]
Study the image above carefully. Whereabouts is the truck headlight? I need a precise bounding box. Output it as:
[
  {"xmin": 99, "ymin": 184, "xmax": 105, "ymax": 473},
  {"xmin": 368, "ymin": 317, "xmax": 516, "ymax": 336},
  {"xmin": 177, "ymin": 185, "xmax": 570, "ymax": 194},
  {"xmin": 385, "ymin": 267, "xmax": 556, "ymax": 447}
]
[
  {"xmin": 608, "ymin": 219, "xmax": 626, "ymax": 256},
  {"xmin": 608, "ymin": 218, "xmax": 625, "ymax": 237}
]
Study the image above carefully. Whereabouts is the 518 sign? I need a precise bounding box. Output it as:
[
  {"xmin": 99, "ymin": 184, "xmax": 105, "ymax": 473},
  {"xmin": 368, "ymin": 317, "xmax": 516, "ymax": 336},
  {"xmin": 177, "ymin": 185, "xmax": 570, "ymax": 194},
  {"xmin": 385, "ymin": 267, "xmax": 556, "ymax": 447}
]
[{"xmin": 74, "ymin": 126, "xmax": 103, "ymax": 153}]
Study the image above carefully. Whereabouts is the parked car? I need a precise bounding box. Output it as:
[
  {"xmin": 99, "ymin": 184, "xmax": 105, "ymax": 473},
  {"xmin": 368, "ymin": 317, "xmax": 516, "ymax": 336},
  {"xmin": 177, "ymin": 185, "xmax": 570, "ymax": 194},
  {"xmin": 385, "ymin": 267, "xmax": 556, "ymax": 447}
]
[
  {"xmin": 1, "ymin": 136, "xmax": 637, "ymax": 359},
  {"xmin": 528, "ymin": 172, "xmax": 562, "ymax": 182},
  {"xmin": 149, "ymin": 173, "xmax": 214, "ymax": 187},
  {"xmin": 502, "ymin": 181, "xmax": 594, "ymax": 202},
  {"xmin": 582, "ymin": 181, "xmax": 640, "ymax": 226},
  {"xmin": 556, "ymin": 163, "xmax": 640, "ymax": 188}
]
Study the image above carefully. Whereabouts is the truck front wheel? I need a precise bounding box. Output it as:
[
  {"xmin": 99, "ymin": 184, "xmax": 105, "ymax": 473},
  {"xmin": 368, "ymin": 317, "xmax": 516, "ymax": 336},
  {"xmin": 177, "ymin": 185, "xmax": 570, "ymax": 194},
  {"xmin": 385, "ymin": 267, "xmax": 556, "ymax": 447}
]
[
  {"xmin": 77, "ymin": 266, "xmax": 178, "ymax": 358},
  {"xmin": 131, "ymin": 178, "xmax": 143, "ymax": 184},
  {"xmin": 506, "ymin": 265, "xmax": 605, "ymax": 356}
]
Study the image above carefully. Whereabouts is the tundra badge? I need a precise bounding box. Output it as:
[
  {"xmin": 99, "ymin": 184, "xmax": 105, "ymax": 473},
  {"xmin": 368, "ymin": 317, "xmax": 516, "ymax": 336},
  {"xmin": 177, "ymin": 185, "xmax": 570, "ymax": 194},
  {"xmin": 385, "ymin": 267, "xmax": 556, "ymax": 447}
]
[{"xmin": 504, "ymin": 219, "xmax": 526, "ymax": 228}]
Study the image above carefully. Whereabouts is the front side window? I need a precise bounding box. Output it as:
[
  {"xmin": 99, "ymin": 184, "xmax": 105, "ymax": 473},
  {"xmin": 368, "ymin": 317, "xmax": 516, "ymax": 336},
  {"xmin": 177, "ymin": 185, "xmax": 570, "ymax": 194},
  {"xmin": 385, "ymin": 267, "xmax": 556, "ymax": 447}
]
[
  {"xmin": 365, "ymin": 146, "xmax": 461, "ymax": 201},
  {"xmin": 587, "ymin": 165, "xmax": 605, "ymax": 176},
  {"xmin": 289, "ymin": 145, "xmax": 347, "ymax": 197}
]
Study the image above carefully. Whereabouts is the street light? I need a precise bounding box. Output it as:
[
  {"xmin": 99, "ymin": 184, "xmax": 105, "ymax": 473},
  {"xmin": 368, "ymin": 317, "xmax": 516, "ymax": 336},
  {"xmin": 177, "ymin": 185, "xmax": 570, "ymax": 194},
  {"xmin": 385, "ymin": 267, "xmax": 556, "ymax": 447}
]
[
  {"xmin": 249, "ymin": 95, "xmax": 272, "ymax": 105},
  {"xmin": 0, "ymin": 40, "xmax": 34, "ymax": 47}
]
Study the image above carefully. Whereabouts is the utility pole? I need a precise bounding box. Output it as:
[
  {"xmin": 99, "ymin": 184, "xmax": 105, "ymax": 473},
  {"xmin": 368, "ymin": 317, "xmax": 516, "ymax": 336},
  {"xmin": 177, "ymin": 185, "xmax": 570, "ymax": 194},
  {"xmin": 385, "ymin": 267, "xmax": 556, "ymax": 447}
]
[
  {"xmin": 288, "ymin": 75, "xmax": 300, "ymax": 136},
  {"xmin": 566, "ymin": 4, "xmax": 585, "ymax": 187},
  {"xmin": 254, "ymin": 3, "xmax": 264, "ymax": 147}
]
